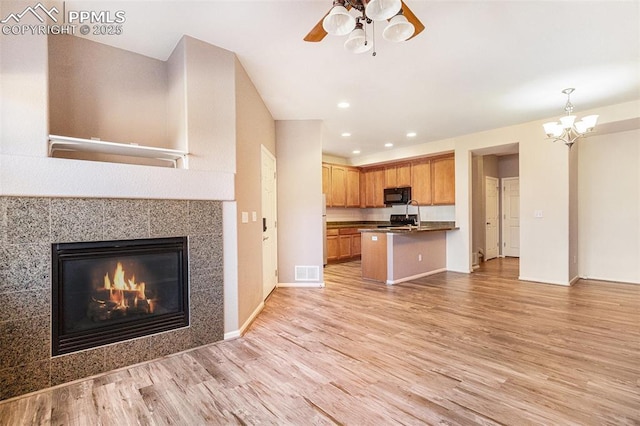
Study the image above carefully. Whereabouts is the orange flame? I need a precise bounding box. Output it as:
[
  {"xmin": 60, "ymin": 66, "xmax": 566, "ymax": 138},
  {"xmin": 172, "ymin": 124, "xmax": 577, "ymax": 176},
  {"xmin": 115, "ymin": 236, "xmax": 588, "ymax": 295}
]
[{"xmin": 102, "ymin": 262, "xmax": 149, "ymax": 310}]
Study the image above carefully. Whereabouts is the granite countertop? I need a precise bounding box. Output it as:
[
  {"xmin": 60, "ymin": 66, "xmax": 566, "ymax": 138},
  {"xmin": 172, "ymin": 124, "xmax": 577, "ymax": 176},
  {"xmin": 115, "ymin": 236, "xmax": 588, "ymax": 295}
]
[
  {"xmin": 358, "ymin": 223, "xmax": 458, "ymax": 233},
  {"xmin": 327, "ymin": 221, "xmax": 456, "ymax": 232}
]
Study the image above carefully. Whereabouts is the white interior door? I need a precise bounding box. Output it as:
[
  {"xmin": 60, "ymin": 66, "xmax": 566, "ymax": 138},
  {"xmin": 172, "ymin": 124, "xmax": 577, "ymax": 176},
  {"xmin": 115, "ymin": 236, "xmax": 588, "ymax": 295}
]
[
  {"xmin": 261, "ymin": 146, "xmax": 277, "ymax": 299},
  {"xmin": 485, "ymin": 176, "xmax": 499, "ymax": 260},
  {"xmin": 502, "ymin": 177, "xmax": 520, "ymax": 257}
]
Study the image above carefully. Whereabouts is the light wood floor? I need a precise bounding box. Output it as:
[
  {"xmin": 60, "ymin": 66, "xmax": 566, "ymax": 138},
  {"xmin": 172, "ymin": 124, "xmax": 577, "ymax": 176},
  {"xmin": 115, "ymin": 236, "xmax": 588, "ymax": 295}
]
[{"xmin": 1, "ymin": 258, "xmax": 639, "ymax": 425}]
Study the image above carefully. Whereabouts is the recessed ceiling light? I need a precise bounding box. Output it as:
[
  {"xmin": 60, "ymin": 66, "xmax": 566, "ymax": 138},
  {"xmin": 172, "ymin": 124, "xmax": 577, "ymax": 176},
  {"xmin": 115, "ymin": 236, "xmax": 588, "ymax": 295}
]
[
  {"xmin": 341, "ymin": 132, "xmax": 351, "ymax": 137},
  {"xmin": 406, "ymin": 132, "xmax": 417, "ymax": 138},
  {"xmin": 352, "ymin": 150, "xmax": 361, "ymax": 154},
  {"xmin": 384, "ymin": 143, "xmax": 394, "ymax": 148},
  {"xmin": 337, "ymin": 101, "xmax": 350, "ymax": 108}
]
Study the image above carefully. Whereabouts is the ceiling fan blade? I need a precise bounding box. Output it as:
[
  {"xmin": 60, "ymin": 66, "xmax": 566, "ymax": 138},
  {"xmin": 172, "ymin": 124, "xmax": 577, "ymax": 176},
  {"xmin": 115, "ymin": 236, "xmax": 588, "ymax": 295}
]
[
  {"xmin": 401, "ymin": 1, "xmax": 425, "ymax": 40},
  {"xmin": 304, "ymin": 10, "xmax": 330, "ymax": 42}
]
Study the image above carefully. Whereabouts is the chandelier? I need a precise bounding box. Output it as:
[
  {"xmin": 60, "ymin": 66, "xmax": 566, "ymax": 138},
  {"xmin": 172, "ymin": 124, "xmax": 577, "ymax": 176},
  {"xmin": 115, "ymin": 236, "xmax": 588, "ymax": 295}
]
[
  {"xmin": 305, "ymin": 0, "xmax": 424, "ymax": 54},
  {"xmin": 543, "ymin": 88, "xmax": 599, "ymax": 148}
]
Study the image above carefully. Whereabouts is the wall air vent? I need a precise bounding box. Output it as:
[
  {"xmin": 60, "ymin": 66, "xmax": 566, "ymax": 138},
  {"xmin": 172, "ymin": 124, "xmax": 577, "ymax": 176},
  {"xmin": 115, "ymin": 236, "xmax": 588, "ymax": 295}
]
[{"xmin": 294, "ymin": 265, "xmax": 320, "ymax": 282}]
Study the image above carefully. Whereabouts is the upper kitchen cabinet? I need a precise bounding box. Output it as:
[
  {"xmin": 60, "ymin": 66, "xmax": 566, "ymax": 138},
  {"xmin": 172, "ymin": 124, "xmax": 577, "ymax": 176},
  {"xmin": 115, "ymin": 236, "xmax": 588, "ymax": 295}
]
[
  {"xmin": 364, "ymin": 168, "xmax": 386, "ymax": 207},
  {"xmin": 432, "ymin": 155, "xmax": 455, "ymax": 205},
  {"xmin": 384, "ymin": 163, "xmax": 411, "ymax": 188},
  {"xmin": 322, "ymin": 163, "xmax": 332, "ymax": 205},
  {"xmin": 346, "ymin": 168, "xmax": 361, "ymax": 207},
  {"xmin": 323, "ymin": 163, "xmax": 361, "ymax": 207},
  {"xmin": 411, "ymin": 159, "xmax": 432, "ymax": 205}
]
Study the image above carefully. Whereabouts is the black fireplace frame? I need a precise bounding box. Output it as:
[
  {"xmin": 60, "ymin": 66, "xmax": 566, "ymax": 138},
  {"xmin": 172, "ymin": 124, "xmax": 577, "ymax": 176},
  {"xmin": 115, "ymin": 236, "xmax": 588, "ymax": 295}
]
[{"xmin": 52, "ymin": 237, "xmax": 189, "ymax": 356}]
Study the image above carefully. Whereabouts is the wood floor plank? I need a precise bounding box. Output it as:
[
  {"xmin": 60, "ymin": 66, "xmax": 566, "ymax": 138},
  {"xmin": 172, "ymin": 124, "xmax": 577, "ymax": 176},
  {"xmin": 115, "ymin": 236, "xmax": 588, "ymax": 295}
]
[{"xmin": 1, "ymin": 258, "xmax": 639, "ymax": 425}]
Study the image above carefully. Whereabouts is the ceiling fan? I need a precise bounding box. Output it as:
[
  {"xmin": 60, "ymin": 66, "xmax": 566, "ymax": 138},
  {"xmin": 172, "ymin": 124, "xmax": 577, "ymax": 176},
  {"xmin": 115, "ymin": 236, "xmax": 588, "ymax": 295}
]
[{"xmin": 304, "ymin": 0, "xmax": 424, "ymax": 53}]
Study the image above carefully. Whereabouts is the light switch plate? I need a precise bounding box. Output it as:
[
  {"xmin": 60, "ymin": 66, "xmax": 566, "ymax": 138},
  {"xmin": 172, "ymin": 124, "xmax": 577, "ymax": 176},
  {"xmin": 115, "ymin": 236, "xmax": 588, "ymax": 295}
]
[
  {"xmin": 534, "ymin": 210, "xmax": 543, "ymax": 218},
  {"xmin": 241, "ymin": 212, "xmax": 249, "ymax": 223},
  {"xmin": 252, "ymin": 211, "xmax": 257, "ymax": 222}
]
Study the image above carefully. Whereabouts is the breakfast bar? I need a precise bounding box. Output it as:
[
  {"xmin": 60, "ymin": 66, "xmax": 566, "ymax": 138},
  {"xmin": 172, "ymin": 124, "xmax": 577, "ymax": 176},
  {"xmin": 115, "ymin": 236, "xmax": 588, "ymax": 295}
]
[{"xmin": 359, "ymin": 224, "xmax": 456, "ymax": 284}]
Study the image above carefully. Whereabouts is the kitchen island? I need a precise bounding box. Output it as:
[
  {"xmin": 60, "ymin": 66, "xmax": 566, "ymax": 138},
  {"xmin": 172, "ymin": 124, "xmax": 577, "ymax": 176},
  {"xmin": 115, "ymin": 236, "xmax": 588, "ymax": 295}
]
[{"xmin": 359, "ymin": 224, "xmax": 456, "ymax": 284}]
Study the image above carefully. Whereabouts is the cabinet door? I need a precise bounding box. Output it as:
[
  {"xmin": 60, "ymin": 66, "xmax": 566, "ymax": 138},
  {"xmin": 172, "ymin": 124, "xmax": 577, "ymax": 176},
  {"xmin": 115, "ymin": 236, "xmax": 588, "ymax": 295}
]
[
  {"xmin": 373, "ymin": 169, "xmax": 385, "ymax": 207},
  {"xmin": 351, "ymin": 233, "xmax": 361, "ymax": 256},
  {"xmin": 338, "ymin": 235, "xmax": 352, "ymax": 259},
  {"xmin": 322, "ymin": 163, "xmax": 331, "ymax": 206},
  {"xmin": 396, "ymin": 163, "xmax": 412, "ymax": 187},
  {"xmin": 330, "ymin": 166, "xmax": 347, "ymax": 207},
  {"xmin": 411, "ymin": 160, "xmax": 432, "ymax": 205},
  {"xmin": 384, "ymin": 166, "xmax": 397, "ymax": 188},
  {"xmin": 327, "ymin": 235, "xmax": 339, "ymax": 261},
  {"xmin": 432, "ymin": 156, "xmax": 455, "ymax": 205},
  {"xmin": 346, "ymin": 168, "xmax": 360, "ymax": 207}
]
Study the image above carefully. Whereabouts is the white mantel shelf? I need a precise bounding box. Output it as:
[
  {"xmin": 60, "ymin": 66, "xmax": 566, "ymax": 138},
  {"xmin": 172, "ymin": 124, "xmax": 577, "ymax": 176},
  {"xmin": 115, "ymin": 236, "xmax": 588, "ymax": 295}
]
[{"xmin": 48, "ymin": 135, "xmax": 189, "ymax": 168}]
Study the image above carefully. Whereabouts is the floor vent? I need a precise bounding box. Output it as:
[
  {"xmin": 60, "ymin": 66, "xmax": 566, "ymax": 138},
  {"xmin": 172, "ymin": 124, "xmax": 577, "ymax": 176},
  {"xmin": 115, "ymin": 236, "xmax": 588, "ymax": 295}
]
[{"xmin": 295, "ymin": 265, "xmax": 320, "ymax": 282}]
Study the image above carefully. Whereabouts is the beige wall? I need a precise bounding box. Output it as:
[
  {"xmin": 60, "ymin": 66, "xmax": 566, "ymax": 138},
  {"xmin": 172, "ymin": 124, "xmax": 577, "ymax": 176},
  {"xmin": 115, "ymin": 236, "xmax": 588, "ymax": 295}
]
[
  {"xmin": 48, "ymin": 35, "xmax": 169, "ymax": 148},
  {"xmin": 276, "ymin": 120, "xmax": 324, "ymax": 285},
  {"xmin": 578, "ymin": 128, "xmax": 640, "ymax": 283},
  {"xmin": 235, "ymin": 57, "xmax": 276, "ymax": 327}
]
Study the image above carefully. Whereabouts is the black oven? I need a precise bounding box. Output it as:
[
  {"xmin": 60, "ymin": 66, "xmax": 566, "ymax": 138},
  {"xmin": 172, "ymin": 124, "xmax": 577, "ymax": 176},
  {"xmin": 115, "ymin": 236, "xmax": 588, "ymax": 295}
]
[{"xmin": 383, "ymin": 187, "xmax": 411, "ymax": 205}]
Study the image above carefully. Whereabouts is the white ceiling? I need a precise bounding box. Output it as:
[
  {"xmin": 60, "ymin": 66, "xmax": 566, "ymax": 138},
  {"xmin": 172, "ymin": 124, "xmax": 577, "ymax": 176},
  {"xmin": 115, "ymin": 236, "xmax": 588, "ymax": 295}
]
[{"xmin": 75, "ymin": 0, "xmax": 640, "ymax": 159}]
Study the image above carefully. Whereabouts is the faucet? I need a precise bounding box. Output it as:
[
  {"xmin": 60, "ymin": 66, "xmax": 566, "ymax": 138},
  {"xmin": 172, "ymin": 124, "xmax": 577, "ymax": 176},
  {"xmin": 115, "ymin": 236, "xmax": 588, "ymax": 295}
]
[{"xmin": 405, "ymin": 199, "xmax": 421, "ymax": 227}]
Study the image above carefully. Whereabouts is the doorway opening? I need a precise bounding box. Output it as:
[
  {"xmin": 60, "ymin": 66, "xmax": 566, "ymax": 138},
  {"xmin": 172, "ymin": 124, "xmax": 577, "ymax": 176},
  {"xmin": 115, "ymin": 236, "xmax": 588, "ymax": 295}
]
[{"xmin": 471, "ymin": 144, "xmax": 520, "ymax": 273}]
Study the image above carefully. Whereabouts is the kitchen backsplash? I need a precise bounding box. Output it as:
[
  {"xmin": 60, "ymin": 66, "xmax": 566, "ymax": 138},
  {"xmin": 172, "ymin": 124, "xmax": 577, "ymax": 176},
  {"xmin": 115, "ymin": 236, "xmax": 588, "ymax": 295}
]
[{"xmin": 326, "ymin": 205, "xmax": 455, "ymax": 222}]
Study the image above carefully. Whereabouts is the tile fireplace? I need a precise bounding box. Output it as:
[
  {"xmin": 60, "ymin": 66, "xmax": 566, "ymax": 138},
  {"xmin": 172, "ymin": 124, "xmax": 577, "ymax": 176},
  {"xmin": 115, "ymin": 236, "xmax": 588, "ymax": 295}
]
[{"xmin": 0, "ymin": 197, "xmax": 224, "ymax": 401}]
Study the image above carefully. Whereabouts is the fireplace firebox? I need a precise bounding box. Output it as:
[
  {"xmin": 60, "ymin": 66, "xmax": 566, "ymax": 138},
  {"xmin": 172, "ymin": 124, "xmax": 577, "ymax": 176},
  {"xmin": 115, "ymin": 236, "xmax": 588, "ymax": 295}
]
[{"xmin": 52, "ymin": 237, "xmax": 189, "ymax": 356}]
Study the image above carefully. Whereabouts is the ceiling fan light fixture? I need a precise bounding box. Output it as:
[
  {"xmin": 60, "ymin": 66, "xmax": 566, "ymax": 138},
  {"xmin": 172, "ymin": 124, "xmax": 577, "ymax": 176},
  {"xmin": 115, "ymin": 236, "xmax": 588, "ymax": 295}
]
[
  {"xmin": 323, "ymin": 4, "xmax": 356, "ymax": 36},
  {"xmin": 344, "ymin": 24, "xmax": 371, "ymax": 53},
  {"xmin": 383, "ymin": 13, "xmax": 415, "ymax": 42},
  {"xmin": 364, "ymin": 0, "xmax": 402, "ymax": 21}
]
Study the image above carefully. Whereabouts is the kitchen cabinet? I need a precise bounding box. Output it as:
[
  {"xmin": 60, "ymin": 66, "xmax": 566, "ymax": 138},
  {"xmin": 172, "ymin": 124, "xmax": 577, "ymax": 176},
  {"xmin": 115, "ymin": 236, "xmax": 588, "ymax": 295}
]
[
  {"xmin": 322, "ymin": 163, "xmax": 331, "ymax": 205},
  {"xmin": 411, "ymin": 159, "xmax": 432, "ymax": 205},
  {"xmin": 432, "ymin": 155, "xmax": 455, "ymax": 205},
  {"xmin": 326, "ymin": 228, "xmax": 339, "ymax": 262},
  {"xmin": 384, "ymin": 163, "xmax": 411, "ymax": 188},
  {"xmin": 346, "ymin": 168, "xmax": 360, "ymax": 207},
  {"xmin": 326, "ymin": 228, "xmax": 361, "ymax": 263},
  {"xmin": 323, "ymin": 163, "xmax": 361, "ymax": 208},
  {"xmin": 364, "ymin": 168, "xmax": 385, "ymax": 207},
  {"xmin": 323, "ymin": 153, "xmax": 454, "ymax": 209},
  {"xmin": 330, "ymin": 165, "xmax": 347, "ymax": 207}
]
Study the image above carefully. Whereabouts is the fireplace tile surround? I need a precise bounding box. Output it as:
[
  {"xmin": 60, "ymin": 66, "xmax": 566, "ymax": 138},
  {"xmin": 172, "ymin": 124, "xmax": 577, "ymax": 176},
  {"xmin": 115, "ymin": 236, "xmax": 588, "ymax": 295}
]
[{"xmin": 0, "ymin": 196, "xmax": 224, "ymax": 400}]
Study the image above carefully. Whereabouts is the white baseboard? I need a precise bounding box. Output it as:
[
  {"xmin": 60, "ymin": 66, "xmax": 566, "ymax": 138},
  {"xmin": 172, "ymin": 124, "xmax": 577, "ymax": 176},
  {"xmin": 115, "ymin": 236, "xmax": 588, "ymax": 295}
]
[
  {"xmin": 579, "ymin": 275, "xmax": 640, "ymax": 285},
  {"xmin": 386, "ymin": 268, "xmax": 447, "ymax": 285},
  {"xmin": 518, "ymin": 276, "xmax": 571, "ymax": 286},
  {"xmin": 277, "ymin": 282, "xmax": 325, "ymax": 288},
  {"xmin": 224, "ymin": 301, "xmax": 264, "ymax": 341}
]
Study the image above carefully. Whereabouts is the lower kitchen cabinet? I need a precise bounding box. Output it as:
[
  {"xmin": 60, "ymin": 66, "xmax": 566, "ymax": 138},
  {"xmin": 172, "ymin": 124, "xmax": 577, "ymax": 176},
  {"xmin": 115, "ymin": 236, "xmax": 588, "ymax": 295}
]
[{"xmin": 326, "ymin": 227, "xmax": 361, "ymax": 263}]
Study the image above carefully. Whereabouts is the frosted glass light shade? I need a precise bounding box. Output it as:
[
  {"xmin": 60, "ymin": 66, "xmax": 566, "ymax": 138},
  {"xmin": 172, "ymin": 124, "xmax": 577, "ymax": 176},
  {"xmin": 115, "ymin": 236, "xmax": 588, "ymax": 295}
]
[
  {"xmin": 323, "ymin": 5, "xmax": 356, "ymax": 36},
  {"xmin": 581, "ymin": 115, "xmax": 599, "ymax": 130},
  {"xmin": 382, "ymin": 14, "xmax": 415, "ymax": 42},
  {"xmin": 559, "ymin": 115, "xmax": 576, "ymax": 129},
  {"xmin": 344, "ymin": 27, "xmax": 371, "ymax": 53},
  {"xmin": 543, "ymin": 122, "xmax": 563, "ymax": 137},
  {"xmin": 365, "ymin": 0, "xmax": 401, "ymax": 21}
]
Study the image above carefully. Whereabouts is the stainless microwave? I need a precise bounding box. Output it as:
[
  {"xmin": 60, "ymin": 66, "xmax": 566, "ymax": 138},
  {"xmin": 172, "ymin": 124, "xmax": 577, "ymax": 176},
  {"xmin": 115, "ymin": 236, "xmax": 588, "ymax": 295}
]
[{"xmin": 383, "ymin": 187, "xmax": 411, "ymax": 205}]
